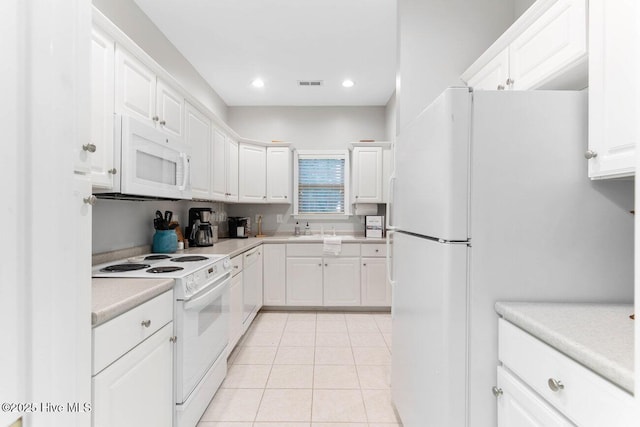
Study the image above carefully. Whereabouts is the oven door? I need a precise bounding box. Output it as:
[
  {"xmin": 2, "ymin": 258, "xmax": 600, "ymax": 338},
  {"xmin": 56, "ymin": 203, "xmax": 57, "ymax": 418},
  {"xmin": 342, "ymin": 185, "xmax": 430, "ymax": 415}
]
[
  {"xmin": 120, "ymin": 115, "xmax": 192, "ymax": 199},
  {"xmin": 175, "ymin": 272, "xmax": 230, "ymax": 403}
]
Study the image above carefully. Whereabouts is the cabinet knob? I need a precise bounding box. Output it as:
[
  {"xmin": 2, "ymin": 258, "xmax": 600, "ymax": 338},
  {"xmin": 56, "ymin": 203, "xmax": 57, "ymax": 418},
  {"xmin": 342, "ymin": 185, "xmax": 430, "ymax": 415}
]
[
  {"xmin": 363, "ymin": 263, "xmax": 367, "ymax": 266},
  {"xmin": 159, "ymin": 120, "xmax": 166, "ymax": 126},
  {"xmin": 506, "ymin": 78, "xmax": 515, "ymax": 86},
  {"xmin": 141, "ymin": 319, "xmax": 151, "ymax": 328},
  {"xmin": 82, "ymin": 143, "xmax": 97, "ymax": 153},
  {"xmin": 584, "ymin": 150, "xmax": 598, "ymax": 159},
  {"xmin": 152, "ymin": 116, "xmax": 159, "ymax": 122},
  {"xmin": 547, "ymin": 378, "xmax": 564, "ymax": 392},
  {"xmin": 83, "ymin": 195, "xmax": 97, "ymax": 206},
  {"xmin": 284, "ymin": 195, "xmax": 288, "ymax": 199},
  {"xmin": 497, "ymin": 84, "xmax": 505, "ymax": 90},
  {"xmin": 492, "ymin": 386, "xmax": 503, "ymax": 397},
  {"xmin": 355, "ymin": 195, "xmax": 359, "ymax": 199},
  {"xmin": 375, "ymin": 249, "xmax": 379, "ymax": 253},
  {"xmin": 263, "ymin": 195, "xmax": 267, "ymax": 199},
  {"xmin": 324, "ymin": 263, "xmax": 328, "ymax": 267},
  {"xmin": 108, "ymin": 168, "xmax": 117, "ymax": 175},
  {"xmin": 318, "ymin": 264, "xmax": 322, "ymax": 267},
  {"xmin": 169, "ymin": 336, "xmax": 177, "ymax": 343}
]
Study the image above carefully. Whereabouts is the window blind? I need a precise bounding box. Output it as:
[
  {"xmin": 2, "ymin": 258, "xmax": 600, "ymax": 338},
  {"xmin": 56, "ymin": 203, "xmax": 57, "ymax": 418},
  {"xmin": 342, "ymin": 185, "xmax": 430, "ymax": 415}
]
[{"xmin": 298, "ymin": 158, "xmax": 346, "ymax": 214}]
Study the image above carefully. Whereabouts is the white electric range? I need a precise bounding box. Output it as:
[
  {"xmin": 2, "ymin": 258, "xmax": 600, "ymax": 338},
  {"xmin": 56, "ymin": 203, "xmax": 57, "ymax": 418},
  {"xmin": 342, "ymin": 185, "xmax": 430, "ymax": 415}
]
[{"xmin": 93, "ymin": 253, "xmax": 232, "ymax": 427}]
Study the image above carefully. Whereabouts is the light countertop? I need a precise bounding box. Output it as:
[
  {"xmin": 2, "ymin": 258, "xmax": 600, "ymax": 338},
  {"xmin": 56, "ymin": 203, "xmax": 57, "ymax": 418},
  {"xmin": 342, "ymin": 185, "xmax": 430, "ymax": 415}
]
[
  {"xmin": 92, "ymin": 235, "xmax": 386, "ymax": 326},
  {"xmin": 495, "ymin": 302, "xmax": 634, "ymax": 393},
  {"xmin": 92, "ymin": 278, "xmax": 174, "ymax": 327}
]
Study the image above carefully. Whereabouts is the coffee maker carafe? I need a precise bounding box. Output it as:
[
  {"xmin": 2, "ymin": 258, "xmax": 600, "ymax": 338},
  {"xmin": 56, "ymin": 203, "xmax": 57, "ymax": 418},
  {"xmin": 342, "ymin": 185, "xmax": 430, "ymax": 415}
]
[{"xmin": 187, "ymin": 207, "xmax": 215, "ymax": 247}]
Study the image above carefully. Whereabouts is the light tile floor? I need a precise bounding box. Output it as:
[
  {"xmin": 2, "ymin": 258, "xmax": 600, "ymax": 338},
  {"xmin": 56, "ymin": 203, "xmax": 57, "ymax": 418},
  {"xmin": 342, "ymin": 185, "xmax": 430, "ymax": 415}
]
[{"xmin": 197, "ymin": 311, "xmax": 402, "ymax": 427}]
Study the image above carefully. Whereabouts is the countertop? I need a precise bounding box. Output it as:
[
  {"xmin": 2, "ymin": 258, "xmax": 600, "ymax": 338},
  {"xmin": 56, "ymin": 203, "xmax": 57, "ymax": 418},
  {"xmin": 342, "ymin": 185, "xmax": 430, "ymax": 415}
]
[
  {"xmin": 91, "ymin": 235, "xmax": 386, "ymax": 326},
  {"xmin": 92, "ymin": 278, "xmax": 174, "ymax": 327},
  {"xmin": 184, "ymin": 235, "xmax": 387, "ymax": 258},
  {"xmin": 495, "ymin": 302, "xmax": 634, "ymax": 393}
]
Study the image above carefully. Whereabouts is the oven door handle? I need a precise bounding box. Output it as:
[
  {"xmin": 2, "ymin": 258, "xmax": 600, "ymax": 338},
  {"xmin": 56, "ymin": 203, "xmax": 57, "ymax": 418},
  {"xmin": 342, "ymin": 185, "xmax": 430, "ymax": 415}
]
[{"xmin": 183, "ymin": 274, "xmax": 230, "ymax": 311}]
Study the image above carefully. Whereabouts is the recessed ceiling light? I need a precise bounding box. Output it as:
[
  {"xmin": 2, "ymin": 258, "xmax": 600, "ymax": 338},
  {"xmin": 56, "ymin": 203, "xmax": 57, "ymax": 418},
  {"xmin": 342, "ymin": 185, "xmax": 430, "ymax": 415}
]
[
  {"xmin": 342, "ymin": 79, "xmax": 355, "ymax": 88},
  {"xmin": 251, "ymin": 78, "xmax": 265, "ymax": 88}
]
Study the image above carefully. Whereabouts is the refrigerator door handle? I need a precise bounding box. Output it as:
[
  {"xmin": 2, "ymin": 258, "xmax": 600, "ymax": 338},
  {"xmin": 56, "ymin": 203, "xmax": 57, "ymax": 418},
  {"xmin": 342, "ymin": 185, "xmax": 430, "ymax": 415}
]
[
  {"xmin": 386, "ymin": 229, "xmax": 396, "ymax": 286},
  {"xmin": 386, "ymin": 174, "xmax": 396, "ymax": 230}
]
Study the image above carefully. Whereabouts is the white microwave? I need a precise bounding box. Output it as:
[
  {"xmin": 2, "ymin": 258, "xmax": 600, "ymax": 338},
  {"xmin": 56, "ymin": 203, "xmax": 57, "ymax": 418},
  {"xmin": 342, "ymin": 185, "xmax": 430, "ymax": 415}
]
[{"xmin": 98, "ymin": 115, "xmax": 192, "ymax": 200}]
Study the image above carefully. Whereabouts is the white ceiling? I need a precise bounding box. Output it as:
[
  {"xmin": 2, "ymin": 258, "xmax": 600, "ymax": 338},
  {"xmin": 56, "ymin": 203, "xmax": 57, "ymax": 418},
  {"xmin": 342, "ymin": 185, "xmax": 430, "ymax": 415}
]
[{"xmin": 133, "ymin": 0, "xmax": 397, "ymax": 107}]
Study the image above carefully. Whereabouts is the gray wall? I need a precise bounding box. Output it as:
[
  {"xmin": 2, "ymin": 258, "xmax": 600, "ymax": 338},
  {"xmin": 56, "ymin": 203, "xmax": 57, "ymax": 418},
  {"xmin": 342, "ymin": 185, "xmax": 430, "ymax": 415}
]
[
  {"xmin": 92, "ymin": 0, "xmax": 229, "ymax": 122},
  {"xmin": 514, "ymin": 0, "xmax": 537, "ymax": 17},
  {"xmin": 228, "ymin": 106, "xmax": 386, "ymax": 149},
  {"xmin": 397, "ymin": 0, "xmax": 516, "ymax": 132}
]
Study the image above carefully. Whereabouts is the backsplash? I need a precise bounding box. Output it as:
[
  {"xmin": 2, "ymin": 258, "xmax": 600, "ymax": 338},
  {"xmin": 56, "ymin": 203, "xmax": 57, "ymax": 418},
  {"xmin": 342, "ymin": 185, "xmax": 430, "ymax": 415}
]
[{"xmin": 92, "ymin": 199, "xmax": 227, "ymax": 254}]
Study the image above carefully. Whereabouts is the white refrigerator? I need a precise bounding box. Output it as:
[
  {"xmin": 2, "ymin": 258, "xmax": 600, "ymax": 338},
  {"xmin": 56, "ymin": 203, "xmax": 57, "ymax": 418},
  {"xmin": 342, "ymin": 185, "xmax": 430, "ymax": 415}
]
[{"xmin": 388, "ymin": 88, "xmax": 634, "ymax": 427}]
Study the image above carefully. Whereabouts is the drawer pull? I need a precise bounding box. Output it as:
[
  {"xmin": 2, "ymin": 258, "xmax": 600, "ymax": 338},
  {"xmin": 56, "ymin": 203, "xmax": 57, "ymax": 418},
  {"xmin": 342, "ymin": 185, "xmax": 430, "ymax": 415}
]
[
  {"xmin": 169, "ymin": 336, "xmax": 177, "ymax": 343},
  {"xmin": 141, "ymin": 320, "xmax": 151, "ymax": 328},
  {"xmin": 548, "ymin": 378, "xmax": 564, "ymax": 392},
  {"xmin": 491, "ymin": 386, "xmax": 503, "ymax": 397}
]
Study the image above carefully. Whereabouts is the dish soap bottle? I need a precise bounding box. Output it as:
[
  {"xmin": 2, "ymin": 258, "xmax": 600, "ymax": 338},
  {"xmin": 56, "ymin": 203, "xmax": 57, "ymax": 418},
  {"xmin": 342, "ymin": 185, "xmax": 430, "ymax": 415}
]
[
  {"xmin": 305, "ymin": 222, "xmax": 311, "ymax": 235},
  {"xmin": 294, "ymin": 221, "xmax": 301, "ymax": 236}
]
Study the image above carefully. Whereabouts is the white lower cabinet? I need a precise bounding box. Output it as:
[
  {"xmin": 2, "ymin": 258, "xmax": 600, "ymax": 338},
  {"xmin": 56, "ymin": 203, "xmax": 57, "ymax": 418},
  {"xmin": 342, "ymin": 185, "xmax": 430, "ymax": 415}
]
[
  {"xmin": 242, "ymin": 247, "xmax": 263, "ymax": 332},
  {"xmin": 286, "ymin": 257, "xmax": 324, "ymax": 306},
  {"xmin": 228, "ymin": 255, "xmax": 244, "ymax": 351},
  {"xmin": 361, "ymin": 257, "xmax": 390, "ymax": 306},
  {"xmin": 496, "ymin": 319, "xmax": 636, "ymax": 427},
  {"xmin": 323, "ymin": 258, "xmax": 361, "ymax": 306},
  {"xmin": 263, "ymin": 244, "xmax": 286, "ymax": 305},
  {"xmin": 92, "ymin": 291, "xmax": 174, "ymax": 427},
  {"xmin": 496, "ymin": 366, "xmax": 574, "ymax": 427}
]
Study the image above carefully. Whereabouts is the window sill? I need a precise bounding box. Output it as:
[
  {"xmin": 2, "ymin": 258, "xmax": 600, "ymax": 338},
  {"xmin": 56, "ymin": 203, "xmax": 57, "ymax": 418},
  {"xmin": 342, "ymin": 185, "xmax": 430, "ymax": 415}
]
[{"xmin": 293, "ymin": 213, "xmax": 352, "ymax": 220}]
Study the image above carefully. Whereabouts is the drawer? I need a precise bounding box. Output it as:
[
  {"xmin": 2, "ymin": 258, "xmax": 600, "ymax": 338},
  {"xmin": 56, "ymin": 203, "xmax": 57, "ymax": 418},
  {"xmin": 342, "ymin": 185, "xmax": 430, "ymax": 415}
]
[
  {"xmin": 361, "ymin": 243, "xmax": 386, "ymax": 257},
  {"xmin": 287, "ymin": 243, "xmax": 361, "ymax": 257},
  {"xmin": 231, "ymin": 254, "xmax": 243, "ymax": 276},
  {"xmin": 93, "ymin": 290, "xmax": 173, "ymax": 375},
  {"xmin": 498, "ymin": 319, "xmax": 635, "ymax": 427}
]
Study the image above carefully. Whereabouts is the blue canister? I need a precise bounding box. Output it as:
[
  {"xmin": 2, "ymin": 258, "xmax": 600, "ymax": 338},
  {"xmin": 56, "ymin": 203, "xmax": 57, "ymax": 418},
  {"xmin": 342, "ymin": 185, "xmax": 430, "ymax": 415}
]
[{"xmin": 152, "ymin": 229, "xmax": 177, "ymax": 253}]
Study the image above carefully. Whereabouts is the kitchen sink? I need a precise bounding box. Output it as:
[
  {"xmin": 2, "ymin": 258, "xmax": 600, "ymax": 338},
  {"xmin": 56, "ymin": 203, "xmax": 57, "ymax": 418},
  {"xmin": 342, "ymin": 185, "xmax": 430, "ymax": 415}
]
[{"xmin": 287, "ymin": 235, "xmax": 356, "ymax": 240}]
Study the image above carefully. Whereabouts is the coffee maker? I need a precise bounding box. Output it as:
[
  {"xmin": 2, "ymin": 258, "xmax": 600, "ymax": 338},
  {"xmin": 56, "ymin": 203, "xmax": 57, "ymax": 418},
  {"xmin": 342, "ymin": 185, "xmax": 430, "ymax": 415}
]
[
  {"xmin": 187, "ymin": 207, "xmax": 215, "ymax": 247},
  {"xmin": 228, "ymin": 217, "xmax": 250, "ymax": 238}
]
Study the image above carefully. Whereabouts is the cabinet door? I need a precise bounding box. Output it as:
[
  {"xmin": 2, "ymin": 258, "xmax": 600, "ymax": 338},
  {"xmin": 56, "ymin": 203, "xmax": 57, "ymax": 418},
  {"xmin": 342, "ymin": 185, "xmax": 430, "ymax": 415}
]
[
  {"xmin": 211, "ymin": 128, "xmax": 227, "ymax": 200},
  {"xmin": 361, "ymin": 257, "xmax": 390, "ymax": 306},
  {"xmin": 115, "ymin": 47, "xmax": 156, "ymax": 123},
  {"xmin": 353, "ymin": 147, "xmax": 383, "ymax": 203},
  {"xmin": 92, "ymin": 323, "xmax": 173, "ymax": 427},
  {"xmin": 156, "ymin": 78, "xmax": 184, "ymax": 138},
  {"xmin": 496, "ymin": 367, "xmax": 575, "ymax": 427},
  {"xmin": 243, "ymin": 248, "xmax": 262, "ymax": 331},
  {"xmin": 465, "ymin": 48, "xmax": 510, "ymax": 90},
  {"xmin": 323, "ymin": 258, "xmax": 360, "ymax": 306},
  {"xmin": 286, "ymin": 257, "xmax": 323, "ymax": 306},
  {"xmin": 226, "ymin": 137, "xmax": 239, "ymax": 201},
  {"xmin": 266, "ymin": 147, "xmax": 292, "ymax": 203},
  {"xmin": 587, "ymin": 0, "xmax": 637, "ymax": 178},
  {"xmin": 263, "ymin": 244, "xmax": 286, "ymax": 305},
  {"xmin": 185, "ymin": 102, "xmax": 212, "ymax": 199},
  {"xmin": 509, "ymin": 0, "xmax": 587, "ymax": 90},
  {"xmin": 239, "ymin": 144, "xmax": 267, "ymax": 203},
  {"xmin": 229, "ymin": 271, "xmax": 244, "ymax": 351},
  {"xmin": 88, "ymin": 28, "xmax": 115, "ymax": 185}
]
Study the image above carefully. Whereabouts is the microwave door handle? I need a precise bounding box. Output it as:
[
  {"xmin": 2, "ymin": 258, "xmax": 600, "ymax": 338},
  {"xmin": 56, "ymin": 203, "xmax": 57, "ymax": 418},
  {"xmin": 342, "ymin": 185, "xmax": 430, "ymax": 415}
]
[{"xmin": 178, "ymin": 152, "xmax": 189, "ymax": 191}]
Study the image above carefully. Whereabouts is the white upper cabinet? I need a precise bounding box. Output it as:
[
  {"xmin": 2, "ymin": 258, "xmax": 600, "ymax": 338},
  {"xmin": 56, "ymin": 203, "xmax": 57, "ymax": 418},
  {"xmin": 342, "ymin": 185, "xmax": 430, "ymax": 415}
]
[
  {"xmin": 115, "ymin": 47, "xmax": 184, "ymax": 139},
  {"xmin": 465, "ymin": 48, "xmax": 510, "ymax": 91},
  {"xmin": 462, "ymin": 0, "xmax": 587, "ymax": 92},
  {"xmin": 212, "ymin": 129, "xmax": 239, "ymax": 202},
  {"xmin": 352, "ymin": 146, "xmax": 383, "ymax": 203},
  {"xmin": 587, "ymin": 0, "xmax": 637, "ymax": 179},
  {"xmin": 185, "ymin": 101, "xmax": 212, "ymax": 199},
  {"xmin": 266, "ymin": 147, "xmax": 292, "ymax": 203},
  {"xmin": 239, "ymin": 143, "xmax": 267, "ymax": 203},
  {"xmin": 87, "ymin": 27, "xmax": 115, "ymax": 188},
  {"xmin": 155, "ymin": 78, "xmax": 184, "ymax": 138}
]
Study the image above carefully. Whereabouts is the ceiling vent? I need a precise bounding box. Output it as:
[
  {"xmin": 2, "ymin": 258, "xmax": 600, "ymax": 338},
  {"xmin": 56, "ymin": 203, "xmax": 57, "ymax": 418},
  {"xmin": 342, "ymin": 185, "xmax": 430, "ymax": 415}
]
[{"xmin": 297, "ymin": 80, "xmax": 323, "ymax": 87}]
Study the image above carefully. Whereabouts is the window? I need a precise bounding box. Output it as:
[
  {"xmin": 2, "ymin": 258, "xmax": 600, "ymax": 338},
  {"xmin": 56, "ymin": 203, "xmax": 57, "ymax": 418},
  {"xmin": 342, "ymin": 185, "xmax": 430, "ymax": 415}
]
[{"xmin": 294, "ymin": 150, "xmax": 350, "ymax": 216}]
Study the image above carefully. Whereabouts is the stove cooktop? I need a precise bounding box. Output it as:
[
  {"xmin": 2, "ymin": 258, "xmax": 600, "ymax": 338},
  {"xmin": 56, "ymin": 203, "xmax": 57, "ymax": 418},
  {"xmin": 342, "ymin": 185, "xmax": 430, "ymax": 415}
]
[{"xmin": 92, "ymin": 253, "xmax": 227, "ymax": 279}]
